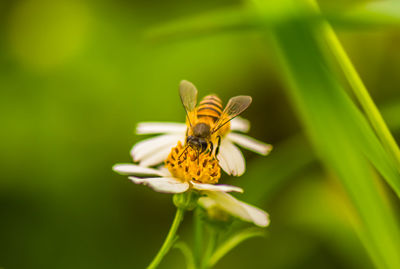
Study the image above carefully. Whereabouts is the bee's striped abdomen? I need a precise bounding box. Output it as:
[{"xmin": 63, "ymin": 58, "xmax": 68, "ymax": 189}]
[{"xmin": 197, "ymin": 95, "xmax": 222, "ymax": 122}]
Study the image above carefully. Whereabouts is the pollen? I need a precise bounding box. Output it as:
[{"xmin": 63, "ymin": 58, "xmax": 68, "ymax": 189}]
[{"xmin": 166, "ymin": 141, "xmax": 221, "ymax": 184}]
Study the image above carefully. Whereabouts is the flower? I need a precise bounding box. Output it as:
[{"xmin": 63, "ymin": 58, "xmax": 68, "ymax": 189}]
[
  {"xmin": 114, "ymin": 143, "xmax": 241, "ymax": 194},
  {"xmin": 131, "ymin": 117, "xmax": 272, "ymax": 177},
  {"xmin": 113, "ymin": 142, "xmax": 270, "ymax": 227}
]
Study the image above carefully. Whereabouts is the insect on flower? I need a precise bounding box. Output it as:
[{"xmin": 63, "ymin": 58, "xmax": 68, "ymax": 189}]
[
  {"xmin": 113, "ymin": 81, "xmax": 272, "ymax": 269},
  {"xmin": 132, "ymin": 81, "xmax": 272, "ymax": 176},
  {"xmin": 113, "ymin": 143, "xmax": 270, "ymax": 227},
  {"xmin": 179, "ymin": 80, "xmax": 252, "ymax": 159}
]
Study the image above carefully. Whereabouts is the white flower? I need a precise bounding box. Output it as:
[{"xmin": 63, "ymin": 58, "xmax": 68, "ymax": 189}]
[
  {"xmin": 131, "ymin": 117, "xmax": 272, "ymax": 177},
  {"xmin": 112, "ymin": 163, "xmax": 270, "ymax": 227}
]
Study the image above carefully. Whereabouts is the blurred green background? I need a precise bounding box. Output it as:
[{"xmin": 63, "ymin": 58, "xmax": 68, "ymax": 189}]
[{"xmin": 1, "ymin": 0, "xmax": 400, "ymax": 268}]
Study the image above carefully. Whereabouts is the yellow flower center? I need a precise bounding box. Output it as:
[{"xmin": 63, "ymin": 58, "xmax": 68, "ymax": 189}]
[{"xmin": 166, "ymin": 141, "xmax": 221, "ymax": 184}]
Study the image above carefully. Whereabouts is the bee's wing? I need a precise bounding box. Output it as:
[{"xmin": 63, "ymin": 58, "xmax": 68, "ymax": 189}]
[
  {"xmin": 179, "ymin": 80, "xmax": 198, "ymax": 112},
  {"xmin": 179, "ymin": 80, "xmax": 198, "ymax": 128},
  {"xmin": 212, "ymin": 96, "xmax": 252, "ymax": 134}
]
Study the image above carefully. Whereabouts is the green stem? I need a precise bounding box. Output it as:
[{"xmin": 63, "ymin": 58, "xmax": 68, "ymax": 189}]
[
  {"xmin": 147, "ymin": 208, "xmax": 185, "ymax": 269},
  {"xmin": 193, "ymin": 207, "xmax": 203, "ymax": 268},
  {"xmin": 319, "ymin": 9, "xmax": 400, "ymax": 171},
  {"xmin": 203, "ymin": 228, "xmax": 218, "ymax": 269}
]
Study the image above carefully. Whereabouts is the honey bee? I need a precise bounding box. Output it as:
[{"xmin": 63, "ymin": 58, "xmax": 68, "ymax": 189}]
[{"xmin": 179, "ymin": 80, "xmax": 252, "ymax": 158}]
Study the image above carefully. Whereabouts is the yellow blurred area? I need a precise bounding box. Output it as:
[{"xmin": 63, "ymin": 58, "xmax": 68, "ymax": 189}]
[{"xmin": 7, "ymin": 0, "xmax": 91, "ymax": 70}]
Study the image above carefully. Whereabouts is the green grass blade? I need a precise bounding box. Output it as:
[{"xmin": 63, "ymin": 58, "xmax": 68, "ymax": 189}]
[
  {"xmin": 319, "ymin": 13, "xmax": 400, "ymax": 173},
  {"xmin": 240, "ymin": 0, "xmax": 400, "ymax": 268},
  {"xmin": 267, "ymin": 4, "xmax": 400, "ymax": 268}
]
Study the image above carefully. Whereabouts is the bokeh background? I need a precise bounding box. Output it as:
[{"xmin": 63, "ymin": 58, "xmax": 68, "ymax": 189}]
[{"xmin": 1, "ymin": 0, "xmax": 400, "ymax": 268}]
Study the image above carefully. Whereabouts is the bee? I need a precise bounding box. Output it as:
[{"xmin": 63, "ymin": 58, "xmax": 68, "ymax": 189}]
[{"xmin": 179, "ymin": 80, "xmax": 252, "ymax": 158}]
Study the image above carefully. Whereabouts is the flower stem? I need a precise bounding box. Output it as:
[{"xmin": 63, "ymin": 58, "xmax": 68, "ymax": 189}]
[
  {"xmin": 147, "ymin": 208, "xmax": 185, "ymax": 269},
  {"xmin": 193, "ymin": 207, "xmax": 203, "ymax": 268}
]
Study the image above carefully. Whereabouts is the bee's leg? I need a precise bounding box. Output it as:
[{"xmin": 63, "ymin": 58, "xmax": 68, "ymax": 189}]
[
  {"xmin": 196, "ymin": 149, "xmax": 200, "ymax": 165},
  {"xmin": 178, "ymin": 145, "xmax": 189, "ymax": 161},
  {"xmin": 215, "ymin": 136, "xmax": 221, "ymax": 156},
  {"xmin": 209, "ymin": 142, "xmax": 214, "ymax": 156}
]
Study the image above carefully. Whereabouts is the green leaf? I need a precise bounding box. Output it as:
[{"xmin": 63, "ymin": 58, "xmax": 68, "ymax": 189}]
[
  {"xmin": 143, "ymin": 7, "xmax": 261, "ymax": 43},
  {"xmin": 174, "ymin": 241, "xmax": 197, "ymax": 269},
  {"xmin": 143, "ymin": 3, "xmax": 305, "ymax": 43},
  {"xmin": 327, "ymin": 1, "xmax": 400, "ymax": 29},
  {"xmin": 144, "ymin": 2, "xmax": 400, "ymax": 45},
  {"xmin": 206, "ymin": 228, "xmax": 266, "ymax": 268},
  {"xmin": 256, "ymin": 0, "xmax": 400, "ymax": 268}
]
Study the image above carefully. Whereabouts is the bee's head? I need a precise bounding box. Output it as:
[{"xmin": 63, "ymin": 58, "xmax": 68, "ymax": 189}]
[{"xmin": 186, "ymin": 136, "xmax": 208, "ymax": 153}]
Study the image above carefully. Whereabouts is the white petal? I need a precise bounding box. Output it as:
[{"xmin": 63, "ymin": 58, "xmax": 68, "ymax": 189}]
[
  {"xmin": 227, "ymin": 133, "xmax": 272, "ymax": 156},
  {"xmin": 131, "ymin": 134, "xmax": 184, "ymax": 163},
  {"xmin": 113, "ymin": 164, "xmax": 167, "ymax": 176},
  {"xmin": 230, "ymin": 117, "xmax": 250, "ymax": 133},
  {"xmin": 128, "ymin": 176, "xmax": 189, "ymax": 193},
  {"xmin": 136, "ymin": 122, "xmax": 187, "ymax": 135},
  {"xmin": 139, "ymin": 145, "xmax": 175, "ymax": 167},
  {"xmin": 191, "ymin": 182, "xmax": 243, "ymax": 193},
  {"xmin": 236, "ymin": 200, "xmax": 270, "ymax": 227},
  {"xmin": 197, "ymin": 196, "xmax": 216, "ymax": 208},
  {"xmin": 155, "ymin": 165, "xmax": 172, "ymax": 176},
  {"xmin": 217, "ymin": 140, "xmax": 246, "ymax": 176},
  {"xmin": 202, "ymin": 191, "xmax": 270, "ymax": 227}
]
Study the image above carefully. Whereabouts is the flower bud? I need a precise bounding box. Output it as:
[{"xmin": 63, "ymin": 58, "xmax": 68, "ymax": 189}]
[{"xmin": 173, "ymin": 191, "xmax": 200, "ymax": 211}]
